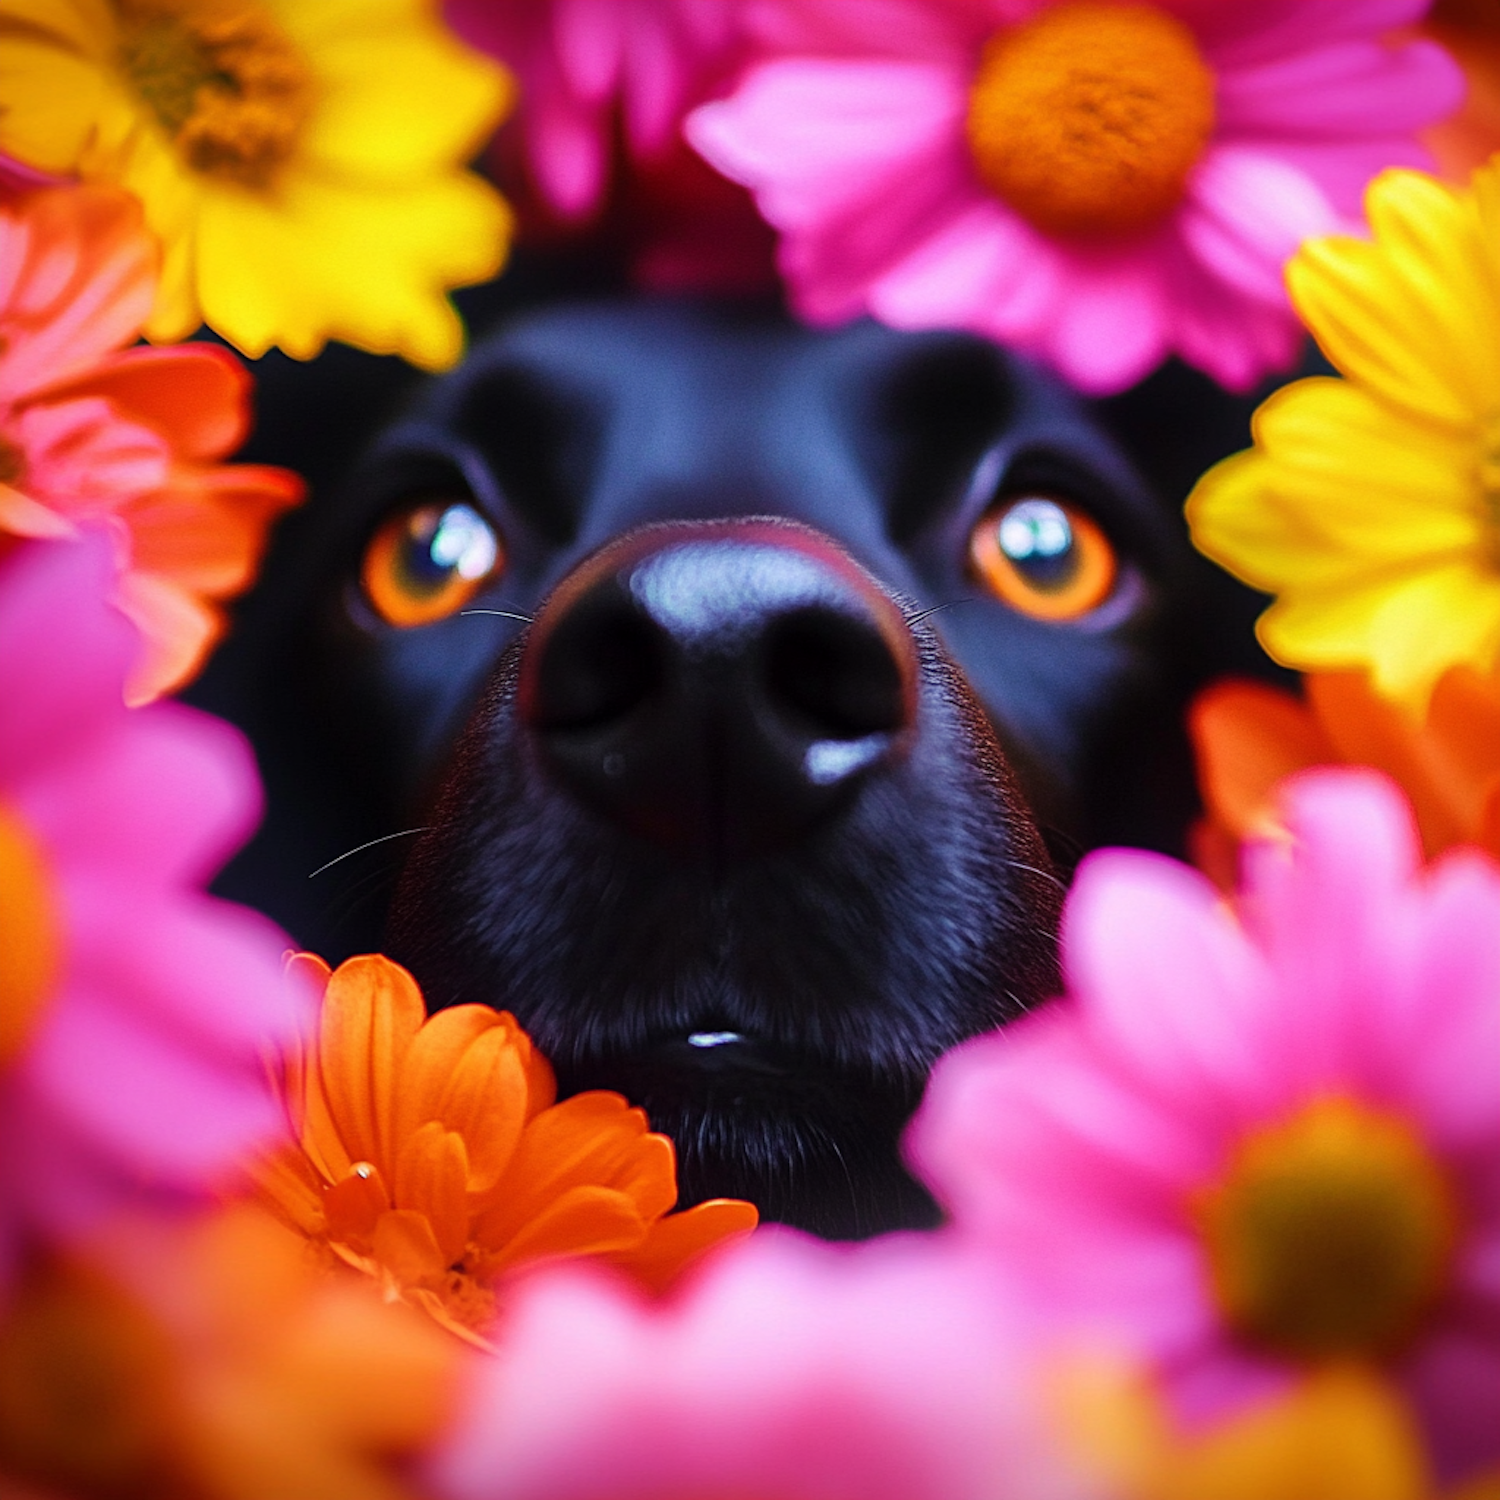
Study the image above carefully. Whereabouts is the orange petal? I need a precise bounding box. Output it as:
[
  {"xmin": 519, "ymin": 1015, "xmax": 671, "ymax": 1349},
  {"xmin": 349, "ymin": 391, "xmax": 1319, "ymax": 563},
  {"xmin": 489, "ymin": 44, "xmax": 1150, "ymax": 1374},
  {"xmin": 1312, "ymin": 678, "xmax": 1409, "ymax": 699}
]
[
  {"xmin": 395, "ymin": 1008, "xmax": 534, "ymax": 1192},
  {"xmin": 113, "ymin": 571, "xmax": 221, "ymax": 706},
  {"xmin": 604, "ymin": 1198, "xmax": 760, "ymax": 1296},
  {"xmin": 0, "ymin": 482, "xmax": 76, "ymax": 539},
  {"xmin": 371, "ymin": 1211, "xmax": 449, "ymax": 1287},
  {"xmin": 37, "ymin": 344, "xmax": 251, "ymax": 460},
  {"xmin": 317, "ymin": 956, "xmax": 426, "ymax": 1175},
  {"xmin": 1189, "ymin": 678, "xmax": 1330, "ymax": 838},
  {"xmin": 249, "ymin": 1148, "xmax": 328, "ymax": 1239},
  {"xmin": 321, "ymin": 1164, "xmax": 392, "ymax": 1247},
  {"xmin": 391, "ymin": 1123, "xmax": 470, "ymax": 1267},
  {"xmin": 1308, "ymin": 673, "xmax": 1471, "ymax": 855},
  {"xmin": 479, "ymin": 1186, "xmax": 649, "ymax": 1275},
  {"xmin": 474, "ymin": 1093, "xmax": 678, "ymax": 1247},
  {"xmin": 121, "ymin": 463, "xmax": 303, "ymax": 596}
]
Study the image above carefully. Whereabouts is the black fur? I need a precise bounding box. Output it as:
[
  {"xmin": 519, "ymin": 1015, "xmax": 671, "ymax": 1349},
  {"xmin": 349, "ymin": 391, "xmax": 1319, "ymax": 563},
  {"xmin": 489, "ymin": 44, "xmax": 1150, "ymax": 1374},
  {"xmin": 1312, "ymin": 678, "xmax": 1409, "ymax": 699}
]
[{"xmin": 194, "ymin": 286, "xmax": 1275, "ymax": 1239}]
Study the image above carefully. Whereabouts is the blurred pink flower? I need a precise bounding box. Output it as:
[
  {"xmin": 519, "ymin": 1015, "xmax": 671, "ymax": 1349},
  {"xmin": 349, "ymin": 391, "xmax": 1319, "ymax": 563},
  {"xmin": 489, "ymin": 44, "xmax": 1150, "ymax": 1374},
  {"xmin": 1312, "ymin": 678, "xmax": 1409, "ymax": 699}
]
[
  {"xmin": 687, "ymin": 0, "xmax": 1464, "ymax": 394},
  {"xmin": 0, "ymin": 537, "xmax": 307, "ymax": 1283},
  {"xmin": 446, "ymin": 0, "xmax": 741, "ymax": 220},
  {"xmin": 909, "ymin": 769, "xmax": 1500, "ymax": 1485},
  {"xmin": 426, "ymin": 1231, "xmax": 1088, "ymax": 1500}
]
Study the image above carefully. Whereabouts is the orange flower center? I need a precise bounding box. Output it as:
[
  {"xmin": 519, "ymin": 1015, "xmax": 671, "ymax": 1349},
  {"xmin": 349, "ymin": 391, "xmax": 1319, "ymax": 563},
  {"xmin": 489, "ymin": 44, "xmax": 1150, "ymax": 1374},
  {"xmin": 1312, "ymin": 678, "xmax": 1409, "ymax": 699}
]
[
  {"xmin": 1195, "ymin": 1098, "xmax": 1459, "ymax": 1362},
  {"xmin": 966, "ymin": 2, "xmax": 1216, "ymax": 239},
  {"xmin": 114, "ymin": 0, "xmax": 312, "ymax": 188},
  {"xmin": 0, "ymin": 802, "xmax": 62, "ymax": 1066}
]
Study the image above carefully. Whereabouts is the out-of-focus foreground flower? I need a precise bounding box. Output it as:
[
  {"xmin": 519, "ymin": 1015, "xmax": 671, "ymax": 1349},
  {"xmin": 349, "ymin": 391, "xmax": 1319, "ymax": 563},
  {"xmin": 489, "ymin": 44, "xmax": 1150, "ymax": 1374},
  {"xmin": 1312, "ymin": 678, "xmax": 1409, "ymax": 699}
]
[
  {"xmin": 0, "ymin": 537, "xmax": 306, "ymax": 1280},
  {"xmin": 0, "ymin": 184, "xmax": 303, "ymax": 703},
  {"xmin": 1189, "ymin": 671, "xmax": 1500, "ymax": 887},
  {"xmin": 687, "ymin": 0, "xmax": 1461, "ymax": 394},
  {"xmin": 426, "ymin": 1231, "xmax": 1088, "ymax": 1500},
  {"xmin": 447, "ymin": 0, "xmax": 740, "ymax": 223},
  {"xmin": 911, "ymin": 769, "xmax": 1500, "ymax": 1486},
  {"xmin": 253, "ymin": 953, "xmax": 757, "ymax": 1344},
  {"xmin": 1188, "ymin": 160, "xmax": 1500, "ymax": 709},
  {"xmin": 0, "ymin": 1205, "xmax": 462, "ymax": 1500},
  {"xmin": 0, "ymin": 0, "xmax": 514, "ymax": 369}
]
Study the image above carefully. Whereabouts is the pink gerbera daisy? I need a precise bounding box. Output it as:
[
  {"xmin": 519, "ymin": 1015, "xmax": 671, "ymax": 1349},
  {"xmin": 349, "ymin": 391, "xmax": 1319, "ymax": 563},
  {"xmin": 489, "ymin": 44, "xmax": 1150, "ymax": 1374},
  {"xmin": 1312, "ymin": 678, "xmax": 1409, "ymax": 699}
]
[
  {"xmin": 909, "ymin": 769, "xmax": 1500, "ymax": 1484},
  {"xmin": 446, "ymin": 0, "xmax": 741, "ymax": 221},
  {"xmin": 426, "ymin": 1232, "xmax": 1085, "ymax": 1500},
  {"xmin": 0, "ymin": 537, "xmax": 307, "ymax": 1283},
  {"xmin": 686, "ymin": 1, "xmax": 1464, "ymax": 393}
]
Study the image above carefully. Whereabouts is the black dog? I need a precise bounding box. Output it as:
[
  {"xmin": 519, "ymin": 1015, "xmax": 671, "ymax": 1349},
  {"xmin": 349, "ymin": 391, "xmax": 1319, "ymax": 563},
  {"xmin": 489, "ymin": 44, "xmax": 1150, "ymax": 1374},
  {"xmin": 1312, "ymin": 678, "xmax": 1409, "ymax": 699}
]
[{"xmin": 197, "ymin": 289, "xmax": 1270, "ymax": 1239}]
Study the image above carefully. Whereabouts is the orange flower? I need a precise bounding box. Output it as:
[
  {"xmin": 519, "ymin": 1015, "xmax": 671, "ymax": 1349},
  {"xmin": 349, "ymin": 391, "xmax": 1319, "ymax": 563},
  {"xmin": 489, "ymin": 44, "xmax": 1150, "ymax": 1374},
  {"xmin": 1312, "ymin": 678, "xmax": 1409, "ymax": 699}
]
[
  {"xmin": 0, "ymin": 184, "xmax": 302, "ymax": 703},
  {"xmin": 253, "ymin": 954, "xmax": 758, "ymax": 1344},
  {"xmin": 0, "ymin": 1204, "xmax": 461, "ymax": 1500},
  {"xmin": 1189, "ymin": 669, "xmax": 1500, "ymax": 887},
  {"xmin": 1423, "ymin": 0, "xmax": 1500, "ymax": 181}
]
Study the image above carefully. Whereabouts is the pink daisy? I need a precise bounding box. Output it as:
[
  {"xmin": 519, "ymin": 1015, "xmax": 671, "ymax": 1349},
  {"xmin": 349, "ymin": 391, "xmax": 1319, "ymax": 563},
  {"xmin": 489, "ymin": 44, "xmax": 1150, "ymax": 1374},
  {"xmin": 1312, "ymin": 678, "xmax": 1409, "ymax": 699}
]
[
  {"xmin": 686, "ymin": 0, "xmax": 1464, "ymax": 394},
  {"xmin": 446, "ymin": 0, "xmax": 742, "ymax": 221},
  {"xmin": 0, "ymin": 537, "xmax": 308, "ymax": 1282},
  {"xmin": 426, "ymin": 1232, "xmax": 1085, "ymax": 1500},
  {"xmin": 909, "ymin": 769, "xmax": 1500, "ymax": 1484}
]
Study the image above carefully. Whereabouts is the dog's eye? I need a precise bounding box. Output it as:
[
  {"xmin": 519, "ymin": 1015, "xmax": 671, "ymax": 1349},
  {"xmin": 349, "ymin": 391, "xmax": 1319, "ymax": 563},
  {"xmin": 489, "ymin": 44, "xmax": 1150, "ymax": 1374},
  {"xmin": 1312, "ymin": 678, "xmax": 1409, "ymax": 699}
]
[
  {"xmin": 968, "ymin": 495, "xmax": 1116, "ymax": 620},
  {"xmin": 361, "ymin": 500, "xmax": 503, "ymax": 627}
]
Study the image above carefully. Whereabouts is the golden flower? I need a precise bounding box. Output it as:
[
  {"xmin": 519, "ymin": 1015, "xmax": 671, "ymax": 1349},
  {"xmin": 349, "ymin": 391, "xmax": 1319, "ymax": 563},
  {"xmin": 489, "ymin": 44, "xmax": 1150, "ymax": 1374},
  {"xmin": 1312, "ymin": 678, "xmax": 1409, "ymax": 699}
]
[
  {"xmin": 1058, "ymin": 1362, "xmax": 1496, "ymax": 1500},
  {"xmin": 1187, "ymin": 160, "xmax": 1500, "ymax": 710},
  {"xmin": 0, "ymin": 1204, "xmax": 461, "ymax": 1500},
  {"xmin": 253, "ymin": 954, "xmax": 758, "ymax": 1344},
  {"xmin": 0, "ymin": 0, "xmax": 514, "ymax": 369},
  {"xmin": 1188, "ymin": 668, "xmax": 1500, "ymax": 888}
]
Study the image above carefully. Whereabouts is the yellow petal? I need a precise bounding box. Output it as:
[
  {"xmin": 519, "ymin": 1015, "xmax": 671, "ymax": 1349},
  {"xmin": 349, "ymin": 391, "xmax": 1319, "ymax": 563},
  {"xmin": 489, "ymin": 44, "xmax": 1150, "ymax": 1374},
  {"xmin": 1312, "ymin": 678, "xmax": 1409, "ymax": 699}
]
[
  {"xmin": 1289, "ymin": 169, "xmax": 1500, "ymax": 431},
  {"xmin": 293, "ymin": 21, "xmax": 512, "ymax": 181},
  {"xmin": 0, "ymin": 35, "xmax": 112, "ymax": 172},
  {"xmin": 1367, "ymin": 563, "xmax": 1500, "ymax": 708},
  {"xmin": 190, "ymin": 171, "xmax": 510, "ymax": 367}
]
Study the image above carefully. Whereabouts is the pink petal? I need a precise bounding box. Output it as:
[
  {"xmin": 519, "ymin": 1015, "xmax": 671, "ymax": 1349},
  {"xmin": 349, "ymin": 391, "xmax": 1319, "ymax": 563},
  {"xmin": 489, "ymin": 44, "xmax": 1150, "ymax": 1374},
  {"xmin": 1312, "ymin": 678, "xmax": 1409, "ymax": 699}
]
[
  {"xmin": 0, "ymin": 536, "xmax": 133, "ymax": 784},
  {"xmin": 1401, "ymin": 1326, "xmax": 1500, "ymax": 1481},
  {"xmin": 743, "ymin": 0, "xmax": 983, "ymax": 64},
  {"xmin": 551, "ymin": 0, "xmax": 625, "ymax": 103},
  {"xmin": 1217, "ymin": 38, "xmax": 1465, "ymax": 140},
  {"xmin": 1193, "ymin": 0, "xmax": 1439, "ymax": 68},
  {"xmin": 1061, "ymin": 850, "xmax": 1281, "ymax": 1125}
]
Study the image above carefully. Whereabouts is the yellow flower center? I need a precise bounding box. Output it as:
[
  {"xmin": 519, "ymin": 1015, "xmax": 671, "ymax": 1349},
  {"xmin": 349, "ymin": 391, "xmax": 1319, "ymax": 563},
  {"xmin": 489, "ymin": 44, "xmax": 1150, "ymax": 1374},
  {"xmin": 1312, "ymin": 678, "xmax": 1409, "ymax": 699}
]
[
  {"xmin": 966, "ymin": 2, "xmax": 1216, "ymax": 240},
  {"xmin": 114, "ymin": 0, "xmax": 311, "ymax": 188},
  {"xmin": 0, "ymin": 802, "xmax": 62, "ymax": 1067},
  {"xmin": 1195, "ymin": 1098, "xmax": 1459, "ymax": 1362}
]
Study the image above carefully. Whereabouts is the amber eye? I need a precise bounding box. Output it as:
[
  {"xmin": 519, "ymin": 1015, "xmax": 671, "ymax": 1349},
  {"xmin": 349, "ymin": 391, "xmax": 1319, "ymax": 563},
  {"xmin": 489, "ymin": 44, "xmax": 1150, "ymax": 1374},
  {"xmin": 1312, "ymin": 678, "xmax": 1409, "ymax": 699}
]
[
  {"xmin": 361, "ymin": 500, "xmax": 503, "ymax": 627},
  {"xmin": 968, "ymin": 495, "xmax": 1116, "ymax": 620}
]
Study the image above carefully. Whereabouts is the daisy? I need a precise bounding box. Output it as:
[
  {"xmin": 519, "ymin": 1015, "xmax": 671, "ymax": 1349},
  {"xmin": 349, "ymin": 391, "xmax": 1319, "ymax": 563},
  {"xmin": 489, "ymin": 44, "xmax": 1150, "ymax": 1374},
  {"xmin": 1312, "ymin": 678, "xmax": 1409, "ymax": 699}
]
[
  {"xmin": 0, "ymin": 0, "xmax": 514, "ymax": 368},
  {"xmin": 0, "ymin": 184, "xmax": 302, "ymax": 703},
  {"xmin": 686, "ymin": 0, "xmax": 1462, "ymax": 394},
  {"xmin": 252, "ymin": 953, "xmax": 757, "ymax": 1343},
  {"xmin": 0, "ymin": 536, "xmax": 306, "ymax": 1281},
  {"xmin": 1189, "ymin": 160, "xmax": 1500, "ymax": 709},
  {"xmin": 909, "ymin": 769, "xmax": 1500, "ymax": 1484}
]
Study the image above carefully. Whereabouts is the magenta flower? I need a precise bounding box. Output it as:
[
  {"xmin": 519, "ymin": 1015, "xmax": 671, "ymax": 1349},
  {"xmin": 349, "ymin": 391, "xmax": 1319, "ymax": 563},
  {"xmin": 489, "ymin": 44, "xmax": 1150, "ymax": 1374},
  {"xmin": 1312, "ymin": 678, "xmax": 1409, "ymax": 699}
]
[
  {"xmin": 909, "ymin": 769, "xmax": 1500, "ymax": 1484},
  {"xmin": 446, "ymin": 0, "xmax": 741, "ymax": 220},
  {"xmin": 0, "ymin": 537, "xmax": 307, "ymax": 1280},
  {"xmin": 427, "ymin": 1232, "xmax": 1084, "ymax": 1500},
  {"xmin": 686, "ymin": 0, "xmax": 1464, "ymax": 394}
]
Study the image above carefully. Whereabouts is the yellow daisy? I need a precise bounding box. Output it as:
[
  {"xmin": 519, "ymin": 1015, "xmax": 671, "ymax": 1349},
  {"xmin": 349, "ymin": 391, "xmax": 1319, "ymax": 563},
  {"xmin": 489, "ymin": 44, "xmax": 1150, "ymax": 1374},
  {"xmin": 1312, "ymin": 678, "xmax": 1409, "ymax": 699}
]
[
  {"xmin": 0, "ymin": 0, "xmax": 515, "ymax": 369},
  {"xmin": 1187, "ymin": 160, "xmax": 1500, "ymax": 710}
]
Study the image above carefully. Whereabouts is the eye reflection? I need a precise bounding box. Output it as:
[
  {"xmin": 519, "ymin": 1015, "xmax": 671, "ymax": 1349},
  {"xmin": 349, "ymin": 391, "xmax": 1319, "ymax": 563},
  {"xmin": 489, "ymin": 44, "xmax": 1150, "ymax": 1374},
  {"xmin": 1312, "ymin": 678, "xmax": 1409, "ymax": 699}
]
[
  {"xmin": 362, "ymin": 499, "xmax": 504, "ymax": 627},
  {"xmin": 969, "ymin": 494, "xmax": 1116, "ymax": 620}
]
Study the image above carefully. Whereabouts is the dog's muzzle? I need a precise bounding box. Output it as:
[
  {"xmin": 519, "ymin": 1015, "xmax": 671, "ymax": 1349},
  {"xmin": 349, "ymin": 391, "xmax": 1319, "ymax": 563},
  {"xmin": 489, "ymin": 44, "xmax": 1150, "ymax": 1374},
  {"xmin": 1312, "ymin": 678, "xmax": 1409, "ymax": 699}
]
[{"xmin": 518, "ymin": 518, "xmax": 918, "ymax": 859}]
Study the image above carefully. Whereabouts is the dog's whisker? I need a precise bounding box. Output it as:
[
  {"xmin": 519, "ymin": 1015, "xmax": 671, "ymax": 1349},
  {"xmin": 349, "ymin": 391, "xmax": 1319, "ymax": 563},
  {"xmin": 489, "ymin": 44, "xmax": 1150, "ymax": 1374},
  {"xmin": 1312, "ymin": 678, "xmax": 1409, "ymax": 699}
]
[
  {"xmin": 1004, "ymin": 857, "xmax": 1069, "ymax": 895},
  {"xmin": 903, "ymin": 598, "xmax": 970, "ymax": 628},
  {"xmin": 308, "ymin": 828, "xmax": 432, "ymax": 879},
  {"xmin": 458, "ymin": 608, "xmax": 534, "ymax": 623}
]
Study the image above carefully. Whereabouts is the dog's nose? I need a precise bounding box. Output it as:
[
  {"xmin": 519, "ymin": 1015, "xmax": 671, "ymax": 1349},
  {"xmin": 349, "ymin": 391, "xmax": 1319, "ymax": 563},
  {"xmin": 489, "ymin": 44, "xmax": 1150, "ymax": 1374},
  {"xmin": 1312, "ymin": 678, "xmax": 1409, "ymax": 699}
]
[{"xmin": 520, "ymin": 520, "xmax": 918, "ymax": 857}]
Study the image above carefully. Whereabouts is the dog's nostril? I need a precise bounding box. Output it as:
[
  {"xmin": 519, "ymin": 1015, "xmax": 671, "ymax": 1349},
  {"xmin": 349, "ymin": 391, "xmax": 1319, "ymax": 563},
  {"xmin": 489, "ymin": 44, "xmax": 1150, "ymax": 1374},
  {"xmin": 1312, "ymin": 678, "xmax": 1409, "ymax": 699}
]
[
  {"xmin": 530, "ymin": 593, "xmax": 663, "ymax": 731},
  {"xmin": 763, "ymin": 608, "xmax": 908, "ymax": 741}
]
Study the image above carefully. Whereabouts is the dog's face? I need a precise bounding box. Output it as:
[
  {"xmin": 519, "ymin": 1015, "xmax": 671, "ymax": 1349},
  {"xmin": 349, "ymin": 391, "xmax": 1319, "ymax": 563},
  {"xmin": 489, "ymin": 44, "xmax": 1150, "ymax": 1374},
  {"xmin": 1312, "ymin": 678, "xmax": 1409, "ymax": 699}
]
[{"xmin": 209, "ymin": 298, "xmax": 1257, "ymax": 1237}]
